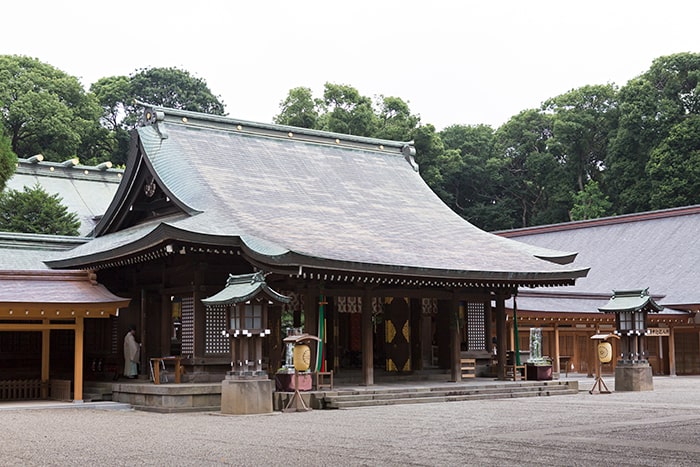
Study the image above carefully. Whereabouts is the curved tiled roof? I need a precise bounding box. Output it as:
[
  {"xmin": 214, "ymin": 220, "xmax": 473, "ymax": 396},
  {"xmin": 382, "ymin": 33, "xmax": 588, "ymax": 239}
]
[
  {"xmin": 6, "ymin": 158, "xmax": 123, "ymax": 236},
  {"xmin": 48, "ymin": 107, "xmax": 588, "ymax": 286},
  {"xmin": 501, "ymin": 205, "xmax": 700, "ymax": 310}
]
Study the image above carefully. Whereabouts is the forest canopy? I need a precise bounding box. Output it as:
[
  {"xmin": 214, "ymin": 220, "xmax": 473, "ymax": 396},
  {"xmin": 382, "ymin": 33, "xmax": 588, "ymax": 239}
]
[{"xmin": 1, "ymin": 52, "xmax": 700, "ymax": 232}]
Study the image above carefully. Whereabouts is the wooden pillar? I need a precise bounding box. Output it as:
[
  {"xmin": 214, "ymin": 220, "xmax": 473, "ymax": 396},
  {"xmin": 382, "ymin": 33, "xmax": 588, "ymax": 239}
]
[
  {"xmin": 41, "ymin": 321, "xmax": 50, "ymax": 399},
  {"xmin": 140, "ymin": 288, "xmax": 148, "ymax": 372},
  {"xmin": 495, "ymin": 294, "xmax": 507, "ymax": 380},
  {"xmin": 484, "ymin": 300, "xmax": 493, "ymax": 352},
  {"xmin": 554, "ymin": 323, "xmax": 561, "ymax": 376},
  {"xmin": 669, "ymin": 327, "xmax": 677, "ymax": 376},
  {"xmin": 73, "ymin": 316, "xmax": 84, "ymax": 402},
  {"xmin": 331, "ymin": 297, "xmax": 339, "ymax": 372},
  {"xmin": 361, "ymin": 290, "xmax": 374, "ymax": 386},
  {"xmin": 449, "ymin": 298, "xmax": 461, "ymax": 382},
  {"xmin": 303, "ymin": 287, "xmax": 319, "ymax": 371}
]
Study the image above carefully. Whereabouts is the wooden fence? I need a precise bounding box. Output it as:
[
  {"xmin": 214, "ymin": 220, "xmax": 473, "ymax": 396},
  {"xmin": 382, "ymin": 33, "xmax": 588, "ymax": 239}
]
[{"xmin": 0, "ymin": 379, "xmax": 72, "ymax": 401}]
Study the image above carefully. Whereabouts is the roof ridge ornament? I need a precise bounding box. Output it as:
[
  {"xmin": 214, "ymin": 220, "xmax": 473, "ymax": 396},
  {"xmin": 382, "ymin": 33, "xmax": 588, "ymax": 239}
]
[
  {"xmin": 136, "ymin": 100, "xmax": 168, "ymax": 140},
  {"xmin": 402, "ymin": 144, "xmax": 419, "ymax": 172}
]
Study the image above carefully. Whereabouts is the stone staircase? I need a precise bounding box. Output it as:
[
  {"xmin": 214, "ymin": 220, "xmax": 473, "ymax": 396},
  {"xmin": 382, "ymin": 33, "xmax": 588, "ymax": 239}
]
[
  {"xmin": 82, "ymin": 381, "xmax": 114, "ymax": 402},
  {"xmin": 322, "ymin": 380, "xmax": 579, "ymax": 409}
]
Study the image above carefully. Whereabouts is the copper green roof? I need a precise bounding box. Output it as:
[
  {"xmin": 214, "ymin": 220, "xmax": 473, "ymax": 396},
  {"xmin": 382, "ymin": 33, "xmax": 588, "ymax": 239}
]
[
  {"xmin": 598, "ymin": 289, "xmax": 664, "ymax": 314},
  {"xmin": 6, "ymin": 158, "xmax": 123, "ymax": 236},
  {"xmin": 202, "ymin": 272, "xmax": 291, "ymax": 306},
  {"xmin": 47, "ymin": 106, "xmax": 588, "ymax": 287}
]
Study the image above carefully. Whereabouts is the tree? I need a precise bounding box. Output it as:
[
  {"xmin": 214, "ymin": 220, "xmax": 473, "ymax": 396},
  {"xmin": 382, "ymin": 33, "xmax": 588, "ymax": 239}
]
[
  {"xmin": 92, "ymin": 67, "xmax": 226, "ymax": 164},
  {"xmin": 374, "ymin": 95, "xmax": 420, "ymax": 141},
  {"xmin": 438, "ymin": 124, "xmax": 507, "ymax": 230},
  {"xmin": 570, "ymin": 180, "xmax": 612, "ymax": 220},
  {"xmin": 646, "ymin": 115, "xmax": 700, "ymax": 209},
  {"xmin": 317, "ymin": 83, "xmax": 376, "ymax": 136},
  {"xmin": 0, "ymin": 132, "xmax": 17, "ymax": 192},
  {"xmin": 274, "ymin": 87, "xmax": 320, "ymax": 128},
  {"xmin": 0, "ymin": 55, "xmax": 104, "ymax": 162},
  {"xmin": 494, "ymin": 110, "xmax": 569, "ymax": 228},
  {"xmin": 0, "ymin": 183, "xmax": 80, "ymax": 235},
  {"xmin": 542, "ymin": 84, "xmax": 619, "ymax": 192},
  {"xmin": 123, "ymin": 67, "xmax": 225, "ymax": 126},
  {"xmin": 606, "ymin": 52, "xmax": 700, "ymax": 213}
]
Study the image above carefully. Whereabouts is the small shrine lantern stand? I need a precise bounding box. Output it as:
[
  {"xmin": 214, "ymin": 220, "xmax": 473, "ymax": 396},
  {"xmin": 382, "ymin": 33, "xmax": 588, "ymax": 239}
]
[
  {"xmin": 202, "ymin": 271, "xmax": 291, "ymax": 414},
  {"xmin": 598, "ymin": 288, "xmax": 663, "ymax": 392},
  {"xmin": 589, "ymin": 333, "xmax": 619, "ymax": 394}
]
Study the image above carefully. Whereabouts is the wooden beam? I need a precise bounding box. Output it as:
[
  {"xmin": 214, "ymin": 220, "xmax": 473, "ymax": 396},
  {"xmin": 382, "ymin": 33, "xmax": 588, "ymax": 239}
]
[{"xmin": 0, "ymin": 323, "xmax": 77, "ymax": 331}]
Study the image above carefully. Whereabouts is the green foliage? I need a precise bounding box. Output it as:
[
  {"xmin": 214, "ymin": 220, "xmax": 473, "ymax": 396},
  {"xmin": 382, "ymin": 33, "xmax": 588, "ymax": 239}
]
[
  {"xmin": 494, "ymin": 110, "xmax": 568, "ymax": 228},
  {"xmin": 274, "ymin": 87, "xmax": 320, "ymax": 128},
  {"xmin": 542, "ymin": 84, "xmax": 619, "ymax": 191},
  {"xmin": 0, "ymin": 132, "xmax": 17, "ymax": 192},
  {"xmin": 0, "ymin": 183, "xmax": 80, "ymax": 235},
  {"xmin": 646, "ymin": 115, "xmax": 700, "ymax": 209},
  {"xmin": 273, "ymin": 83, "xmax": 420, "ymax": 141},
  {"xmin": 0, "ymin": 55, "xmax": 104, "ymax": 162},
  {"xmin": 374, "ymin": 95, "xmax": 420, "ymax": 141},
  {"xmin": 607, "ymin": 52, "xmax": 700, "ymax": 214},
  {"xmin": 91, "ymin": 67, "xmax": 226, "ymax": 164},
  {"xmin": 124, "ymin": 67, "xmax": 225, "ymax": 124},
  {"xmin": 318, "ymin": 83, "xmax": 377, "ymax": 136},
  {"xmin": 570, "ymin": 180, "xmax": 613, "ymax": 220}
]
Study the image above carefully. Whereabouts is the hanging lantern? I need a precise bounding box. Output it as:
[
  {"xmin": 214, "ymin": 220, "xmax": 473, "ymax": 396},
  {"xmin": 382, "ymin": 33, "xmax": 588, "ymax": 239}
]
[
  {"xmin": 293, "ymin": 344, "xmax": 311, "ymax": 371},
  {"xmin": 598, "ymin": 342, "xmax": 613, "ymax": 363}
]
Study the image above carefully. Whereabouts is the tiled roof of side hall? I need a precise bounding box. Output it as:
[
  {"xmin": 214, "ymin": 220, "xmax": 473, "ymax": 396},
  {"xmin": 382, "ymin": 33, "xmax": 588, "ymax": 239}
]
[
  {"xmin": 47, "ymin": 106, "xmax": 588, "ymax": 286},
  {"xmin": 498, "ymin": 205, "xmax": 700, "ymax": 310},
  {"xmin": 6, "ymin": 158, "xmax": 123, "ymax": 236}
]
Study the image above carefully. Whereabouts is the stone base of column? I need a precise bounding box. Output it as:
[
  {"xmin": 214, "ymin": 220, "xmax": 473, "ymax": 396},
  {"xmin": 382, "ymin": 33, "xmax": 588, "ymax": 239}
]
[
  {"xmin": 614, "ymin": 362, "xmax": 653, "ymax": 391},
  {"xmin": 221, "ymin": 376, "xmax": 273, "ymax": 414}
]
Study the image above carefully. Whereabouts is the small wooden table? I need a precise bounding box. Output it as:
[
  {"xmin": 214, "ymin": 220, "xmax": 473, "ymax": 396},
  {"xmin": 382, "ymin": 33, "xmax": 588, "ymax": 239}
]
[{"xmin": 150, "ymin": 356, "xmax": 182, "ymax": 384}]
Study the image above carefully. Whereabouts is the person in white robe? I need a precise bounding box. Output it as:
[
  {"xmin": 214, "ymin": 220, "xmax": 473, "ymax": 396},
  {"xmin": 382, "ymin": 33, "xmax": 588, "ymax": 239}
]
[{"xmin": 123, "ymin": 325, "xmax": 140, "ymax": 378}]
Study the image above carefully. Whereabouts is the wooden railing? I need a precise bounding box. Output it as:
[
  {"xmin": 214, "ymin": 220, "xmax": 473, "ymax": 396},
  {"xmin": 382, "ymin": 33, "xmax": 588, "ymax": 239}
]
[
  {"xmin": 0, "ymin": 379, "xmax": 72, "ymax": 401},
  {"xmin": 0, "ymin": 379, "xmax": 44, "ymax": 400}
]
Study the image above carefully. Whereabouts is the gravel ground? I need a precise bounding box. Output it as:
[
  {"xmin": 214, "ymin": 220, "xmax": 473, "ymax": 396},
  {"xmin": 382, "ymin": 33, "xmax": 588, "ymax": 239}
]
[{"xmin": 2, "ymin": 376, "xmax": 700, "ymax": 466}]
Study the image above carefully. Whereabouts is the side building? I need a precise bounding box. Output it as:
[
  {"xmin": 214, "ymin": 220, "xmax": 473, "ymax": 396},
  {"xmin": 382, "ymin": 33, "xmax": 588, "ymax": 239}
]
[
  {"xmin": 6, "ymin": 157, "xmax": 123, "ymax": 236},
  {"xmin": 498, "ymin": 206, "xmax": 700, "ymax": 377}
]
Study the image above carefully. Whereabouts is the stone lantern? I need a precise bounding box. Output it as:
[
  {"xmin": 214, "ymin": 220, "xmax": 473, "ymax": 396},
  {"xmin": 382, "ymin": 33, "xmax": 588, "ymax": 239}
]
[
  {"xmin": 203, "ymin": 271, "xmax": 291, "ymax": 414},
  {"xmin": 598, "ymin": 288, "xmax": 663, "ymax": 391}
]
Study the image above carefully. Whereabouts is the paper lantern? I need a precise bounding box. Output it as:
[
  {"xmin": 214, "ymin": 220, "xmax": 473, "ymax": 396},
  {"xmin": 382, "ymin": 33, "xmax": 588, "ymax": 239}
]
[
  {"xmin": 598, "ymin": 342, "xmax": 612, "ymax": 363},
  {"xmin": 293, "ymin": 344, "xmax": 311, "ymax": 371}
]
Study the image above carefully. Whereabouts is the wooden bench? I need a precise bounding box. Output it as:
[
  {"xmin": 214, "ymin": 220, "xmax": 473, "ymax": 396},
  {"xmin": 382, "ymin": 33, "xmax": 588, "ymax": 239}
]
[
  {"xmin": 315, "ymin": 371, "xmax": 334, "ymax": 390},
  {"xmin": 460, "ymin": 358, "xmax": 476, "ymax": 379},
  {"xmin": 506, "ymin": 364, "xmax": 526, "ymax": 381}
]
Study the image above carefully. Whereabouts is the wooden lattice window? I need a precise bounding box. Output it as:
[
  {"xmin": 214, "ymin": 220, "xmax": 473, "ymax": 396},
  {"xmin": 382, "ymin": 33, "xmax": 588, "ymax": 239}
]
[
  {"xmin": 466, "ymin": 302, "xmax": 485, "ymax": 351},
  {"xmin": 205, "ymin": 306, "xmax": 229, "ymax": 354},
  {"xmin": 110, "ymin": 316, "xmax": 118, "ymax": 354},
  {"xmin": 181, "ymin": 296, "xmax": 195, "ymax": 356}
]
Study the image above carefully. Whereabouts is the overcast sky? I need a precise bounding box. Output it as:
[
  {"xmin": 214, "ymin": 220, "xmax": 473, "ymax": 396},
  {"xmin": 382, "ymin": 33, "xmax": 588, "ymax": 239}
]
[{"xmin": 3, "ymin": 1, "xmax": 699, "ymax": 130}]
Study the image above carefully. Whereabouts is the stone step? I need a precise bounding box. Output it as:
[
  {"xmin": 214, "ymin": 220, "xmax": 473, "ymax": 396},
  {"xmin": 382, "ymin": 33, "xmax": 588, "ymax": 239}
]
[
  {"xmin": 328, "ymin": 385, "xmax": 574, "ymax": 403},
  {"xmin": 328, "ymin": 388, "xmax": 579, "ymax": 409},
  {"xmin": 327, "ymin": 381, "xmax": 573, "ymax": 398},
  {"xmin": 325, "ymin": 382, "xmax": 578, "ymax": 409}
]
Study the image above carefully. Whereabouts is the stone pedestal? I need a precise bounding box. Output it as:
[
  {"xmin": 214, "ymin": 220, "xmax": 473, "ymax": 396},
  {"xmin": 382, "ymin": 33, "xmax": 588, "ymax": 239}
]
[
  {"xmin": 526, "ymin": 364, "xmax": 552, "ymax": 381},
  {"xmin": 614, "ymin": 362, "xmax": 653, "ymax": 391},
  {"xmin": 221, "ymin": 376, "xmax": 273, "ymax": 415}
]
